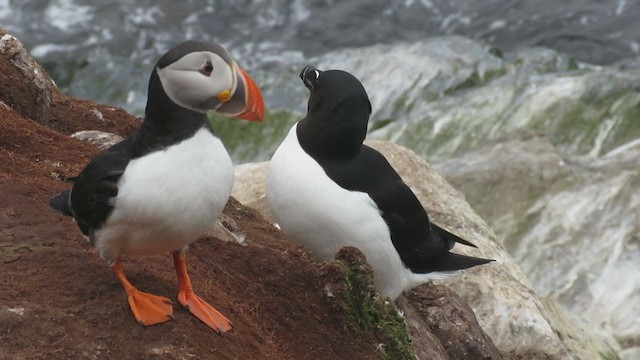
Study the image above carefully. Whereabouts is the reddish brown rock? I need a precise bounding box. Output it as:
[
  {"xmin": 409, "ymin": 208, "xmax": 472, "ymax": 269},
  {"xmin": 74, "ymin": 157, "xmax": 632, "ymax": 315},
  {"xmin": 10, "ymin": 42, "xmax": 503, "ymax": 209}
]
[
  {"xmin": 401, "ymin": 284, "xmax": 503, "ymax": 360},
  {"xmin": 0, "ymin": 26, "xmax": 54, "ymax": 123}
]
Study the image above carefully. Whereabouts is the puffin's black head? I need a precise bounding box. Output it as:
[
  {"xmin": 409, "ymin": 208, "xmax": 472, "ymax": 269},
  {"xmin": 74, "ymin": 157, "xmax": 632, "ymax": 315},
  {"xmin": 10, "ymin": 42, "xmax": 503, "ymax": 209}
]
[
  {"xmin": 297, "ymin": 66, "xmax": 372, "ymax": 159},
  {"xmin": 148, "ymin": 40, "xmax": 265, "ymax": 122}
]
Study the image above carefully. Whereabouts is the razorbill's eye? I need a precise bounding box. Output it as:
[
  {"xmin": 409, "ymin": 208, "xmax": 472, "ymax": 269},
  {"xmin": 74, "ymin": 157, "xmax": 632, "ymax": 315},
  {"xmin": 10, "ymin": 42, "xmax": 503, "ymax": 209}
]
[
  {"xmin": 300, "ymin": 65, "xmax": 322, "ymax": 90},
  {"xmin": 200, "ymin": 60, "xmax": 214, "ymax": 76}
]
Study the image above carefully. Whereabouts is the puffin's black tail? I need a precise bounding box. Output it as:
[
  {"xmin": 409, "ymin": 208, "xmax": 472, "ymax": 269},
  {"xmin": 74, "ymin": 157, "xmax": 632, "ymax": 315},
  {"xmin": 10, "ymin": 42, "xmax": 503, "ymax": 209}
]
[{"xmin": 49, "ymin": 190, "xmax": 73, "ymax": 216}]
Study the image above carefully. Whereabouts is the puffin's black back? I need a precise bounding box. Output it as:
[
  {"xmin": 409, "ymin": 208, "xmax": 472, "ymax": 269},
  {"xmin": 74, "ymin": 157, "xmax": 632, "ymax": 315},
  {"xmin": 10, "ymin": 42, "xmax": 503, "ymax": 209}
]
[
  {"xmin": 297, "ymin": 68, "xmax": 493, "ymax": 273},
  {"xmin": 49, "ymin": 40, "xmax": 217, "ymax": 239}
]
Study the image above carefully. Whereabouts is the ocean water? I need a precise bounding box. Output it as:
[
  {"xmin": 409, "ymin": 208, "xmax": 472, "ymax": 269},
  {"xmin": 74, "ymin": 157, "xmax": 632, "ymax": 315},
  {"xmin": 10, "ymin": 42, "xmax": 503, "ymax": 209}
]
[{"xmin": 2, "ymin": 0, "xmax": 640, "ymax": 115}]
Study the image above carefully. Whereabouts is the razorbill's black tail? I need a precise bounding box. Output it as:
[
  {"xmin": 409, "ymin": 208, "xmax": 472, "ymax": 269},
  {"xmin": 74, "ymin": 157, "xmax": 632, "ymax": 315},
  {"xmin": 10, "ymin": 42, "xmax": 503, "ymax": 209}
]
[
  {"xmin": 414, "ymin": 252, "xmax": 494, "ymax": 274},
  {"xmin": 433, "ymin": 223, "xmax": 479, "ymax": 249},
  {"xmin": 49, "ymin": 190, "xmax": 73, "ymax": 216}
]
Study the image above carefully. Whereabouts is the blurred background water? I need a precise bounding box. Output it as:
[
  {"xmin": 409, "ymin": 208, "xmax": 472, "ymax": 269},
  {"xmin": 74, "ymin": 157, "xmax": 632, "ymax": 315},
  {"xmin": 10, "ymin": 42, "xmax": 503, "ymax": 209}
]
[
  {"xmin": 3, "ymin": 0, "xmax": 640, "ymax": 115},
  {"xmin": 1, "ymin": 1, "xmax": 639, "ymax": 358}
]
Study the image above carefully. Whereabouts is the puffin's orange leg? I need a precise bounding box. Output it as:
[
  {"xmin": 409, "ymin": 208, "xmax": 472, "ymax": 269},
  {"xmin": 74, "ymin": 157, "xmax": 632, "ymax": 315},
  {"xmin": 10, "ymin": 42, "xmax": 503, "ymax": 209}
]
[
  {"xmin": 111, "ymin": 261, "xmax": 174, "ymax": 326},
  {"xmin": 172, "ymin": 250, "xmax": 233, "ymax": 334}
]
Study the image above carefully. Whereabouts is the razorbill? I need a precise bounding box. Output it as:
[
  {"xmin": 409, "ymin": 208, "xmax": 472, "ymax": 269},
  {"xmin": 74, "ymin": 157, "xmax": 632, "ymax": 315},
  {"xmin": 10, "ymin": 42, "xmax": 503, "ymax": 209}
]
[
  {"xmin": 267, "ymin": 66, "xmax": 492, "ymax": 299},
  {"xmin": 49, "ymin": 40, "xmax": 265, "ymax": 332}
]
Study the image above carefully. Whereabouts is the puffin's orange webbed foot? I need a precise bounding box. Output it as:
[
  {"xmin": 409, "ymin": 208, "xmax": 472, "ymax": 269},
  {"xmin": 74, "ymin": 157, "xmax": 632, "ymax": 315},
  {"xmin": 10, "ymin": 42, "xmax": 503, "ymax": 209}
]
[
  {"xmin": 178, "ymin": 289, "xmax": 233, "ymax": 333},
  {"xmin": 127, "ymin": 289, "xmax": 174, "ymax": 326},
  {"xmin": 112, "ymin": 261, "xmax": 174, "ymax": 327},
  {"xmin": 173, "ymin": 250, "xmax": 232, "ymax": 334}
]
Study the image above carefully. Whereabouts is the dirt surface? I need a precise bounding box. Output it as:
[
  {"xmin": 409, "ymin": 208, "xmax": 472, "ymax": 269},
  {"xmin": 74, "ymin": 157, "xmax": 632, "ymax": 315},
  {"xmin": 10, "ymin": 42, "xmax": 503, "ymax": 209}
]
[{"xmin": 0, "ymin": 95, "xmax": 384, "ymax": 359}]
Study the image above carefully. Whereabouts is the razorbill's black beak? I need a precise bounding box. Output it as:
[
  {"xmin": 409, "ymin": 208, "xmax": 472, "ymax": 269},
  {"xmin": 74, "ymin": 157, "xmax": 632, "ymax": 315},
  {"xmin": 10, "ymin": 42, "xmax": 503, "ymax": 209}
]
[{"xmin": 300, "ymin": 65, "xmax": 322, "ymax": 91}]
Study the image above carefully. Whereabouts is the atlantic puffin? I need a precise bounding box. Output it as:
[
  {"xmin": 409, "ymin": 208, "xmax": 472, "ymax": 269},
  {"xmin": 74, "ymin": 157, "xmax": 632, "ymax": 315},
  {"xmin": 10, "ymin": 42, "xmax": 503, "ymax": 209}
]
[
  {"xmin": 267, "ymin": 66, "xmax": 492, "ymax": 300},
  {"xmin": 49, "ymin": 40, "xmax": 265, "ymax": 332}
]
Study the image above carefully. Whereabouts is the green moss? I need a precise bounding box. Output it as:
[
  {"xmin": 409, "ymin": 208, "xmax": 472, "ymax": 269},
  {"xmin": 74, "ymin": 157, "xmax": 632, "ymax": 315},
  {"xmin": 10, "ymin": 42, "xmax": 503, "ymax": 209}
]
[
  {"xmin": 375, "ymin": 307, "xmax": 416, "ymax": 360},
  {"xmin": 444, "ymin": 67, "xmax": 507, "ymax": 95},
  {"xmin": 529, "ymin": 87, "xmax": 640, "ymax": 155},
  {"xmin": 608, "ymin": 92, "xmax": 640, "ymax": 149},
  {"xmin": 488, "ymin": 47, "xmax": 504, "ymax": 59},
  {"xmin": 208, "ymin": 109, "xmax": 300, "ymax": 163},
  {"xmin": 343, "ymin": 266, "xmax": 380, "ymax": 331},
  {"xmin": 599, "ymin": 350, "xmax": 621, "ymax": 360},
  {"xmin": 342, "ymin": 262, "xmax": 415, "ymax": 360},
  {"xmin": 41, "ymin": 59, "xmax": 89, "ymax": 89},
  {"xmin": 567, "ymin": 57, "xmax": 580, "ymax": 71},
  {"xmin": 370, "ymin": 118, "xmax": 394, "ymax": 132},
  {"xmin": 391, "ymin": 70, "xmax": 640, "ymax": 160},
  {"xmin": 389, "ymin": 75, "xmax": 424, "ymax": 117}
]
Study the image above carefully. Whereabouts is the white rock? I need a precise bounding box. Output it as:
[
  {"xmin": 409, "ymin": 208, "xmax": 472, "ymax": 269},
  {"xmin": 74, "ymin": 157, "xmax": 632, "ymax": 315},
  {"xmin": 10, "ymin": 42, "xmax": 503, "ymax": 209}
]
[
  {"xmin": 70, "ymin": 130, "xmax": 123, "ymax": 150},
  {"xmin": 436, "ymin": 132, "xmax": 638, "ymax": 358},
  {"xmin": 232, "ymin": 162, "xmax": 274, "ymax": 221}
]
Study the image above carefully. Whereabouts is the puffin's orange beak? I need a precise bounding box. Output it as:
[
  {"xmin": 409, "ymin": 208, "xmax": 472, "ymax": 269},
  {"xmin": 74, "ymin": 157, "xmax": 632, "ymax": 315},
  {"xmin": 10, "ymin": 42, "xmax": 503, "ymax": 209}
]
[
  {"xmin": 235, "ymin": 67, "xmax": 265, "ymax": 122},
  {"xmin": 216, "ymin": 66, "xmax": 265, "ymax": 122}
]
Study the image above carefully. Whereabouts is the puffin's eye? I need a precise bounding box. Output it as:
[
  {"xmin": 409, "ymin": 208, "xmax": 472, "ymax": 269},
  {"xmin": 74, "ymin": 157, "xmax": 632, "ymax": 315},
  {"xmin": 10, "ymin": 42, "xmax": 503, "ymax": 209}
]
[{"xmin": 200, "ymin": 60, "xmax": 213, "ymax": 76}]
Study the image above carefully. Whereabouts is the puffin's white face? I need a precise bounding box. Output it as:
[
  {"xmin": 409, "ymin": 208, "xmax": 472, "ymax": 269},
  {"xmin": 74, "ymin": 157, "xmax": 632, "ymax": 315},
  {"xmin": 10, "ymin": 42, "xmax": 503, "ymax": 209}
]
[{"xmin": 156, "ymin": 51, "xmax": 235, "ymax": 113}]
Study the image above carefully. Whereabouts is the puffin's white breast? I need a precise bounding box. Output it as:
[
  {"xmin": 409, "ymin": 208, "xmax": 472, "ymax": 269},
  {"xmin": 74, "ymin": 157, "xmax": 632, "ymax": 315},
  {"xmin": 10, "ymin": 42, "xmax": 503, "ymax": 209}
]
[
  {"xmin": 268, "ymin": 124, "xmax": 413, "ymax": 298},
  {"xmin": 95, "ymin": 128, "xmax": 234, "ymax": 263}
]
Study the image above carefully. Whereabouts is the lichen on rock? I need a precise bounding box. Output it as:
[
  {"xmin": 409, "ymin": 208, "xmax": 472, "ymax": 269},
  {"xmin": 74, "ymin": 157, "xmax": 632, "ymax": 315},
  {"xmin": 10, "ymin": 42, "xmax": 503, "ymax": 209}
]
[{"xmin": 321, "ymin": 247, "xmax": 416, "ymax": 360}]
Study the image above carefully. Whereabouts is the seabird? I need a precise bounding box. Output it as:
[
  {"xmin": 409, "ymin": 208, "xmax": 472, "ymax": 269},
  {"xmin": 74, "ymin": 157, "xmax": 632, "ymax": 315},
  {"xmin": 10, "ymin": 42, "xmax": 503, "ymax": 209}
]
[
  {"xmin": 49, "ymin": 40, "xmax": 265, "ymax": 332},
  {"xmin": 267, "ymin": 66, "xmax": 491, "ymax": 299}
]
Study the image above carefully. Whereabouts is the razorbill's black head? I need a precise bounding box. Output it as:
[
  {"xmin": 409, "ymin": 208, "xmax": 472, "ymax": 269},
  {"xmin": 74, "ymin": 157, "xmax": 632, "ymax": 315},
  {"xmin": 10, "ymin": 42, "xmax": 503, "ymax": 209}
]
[
  {"xmin": 267, "ymin": 66, "xmax": 492, "ymax": 299},
  {"xmin": 48, "ymin": 40, "xmax": 265, "ymax": 333},
  {"xmin": 297, "ymin": 66, "xmax": 371, "ymax": 159}
]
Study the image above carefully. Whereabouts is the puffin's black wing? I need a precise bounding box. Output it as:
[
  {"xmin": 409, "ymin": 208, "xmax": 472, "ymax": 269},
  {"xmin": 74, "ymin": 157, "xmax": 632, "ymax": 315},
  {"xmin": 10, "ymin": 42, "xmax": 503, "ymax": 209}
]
[
  {"xmin": 49, "ymin": 139, "xmax": 134, "ymax": 239},
  {"xmin": 49, "ymin": 190, "xmax": 73, "ymax": 216},
  {"xmin": 322, "ymin": 145, "xmax": 492, "ymax": 274}
]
